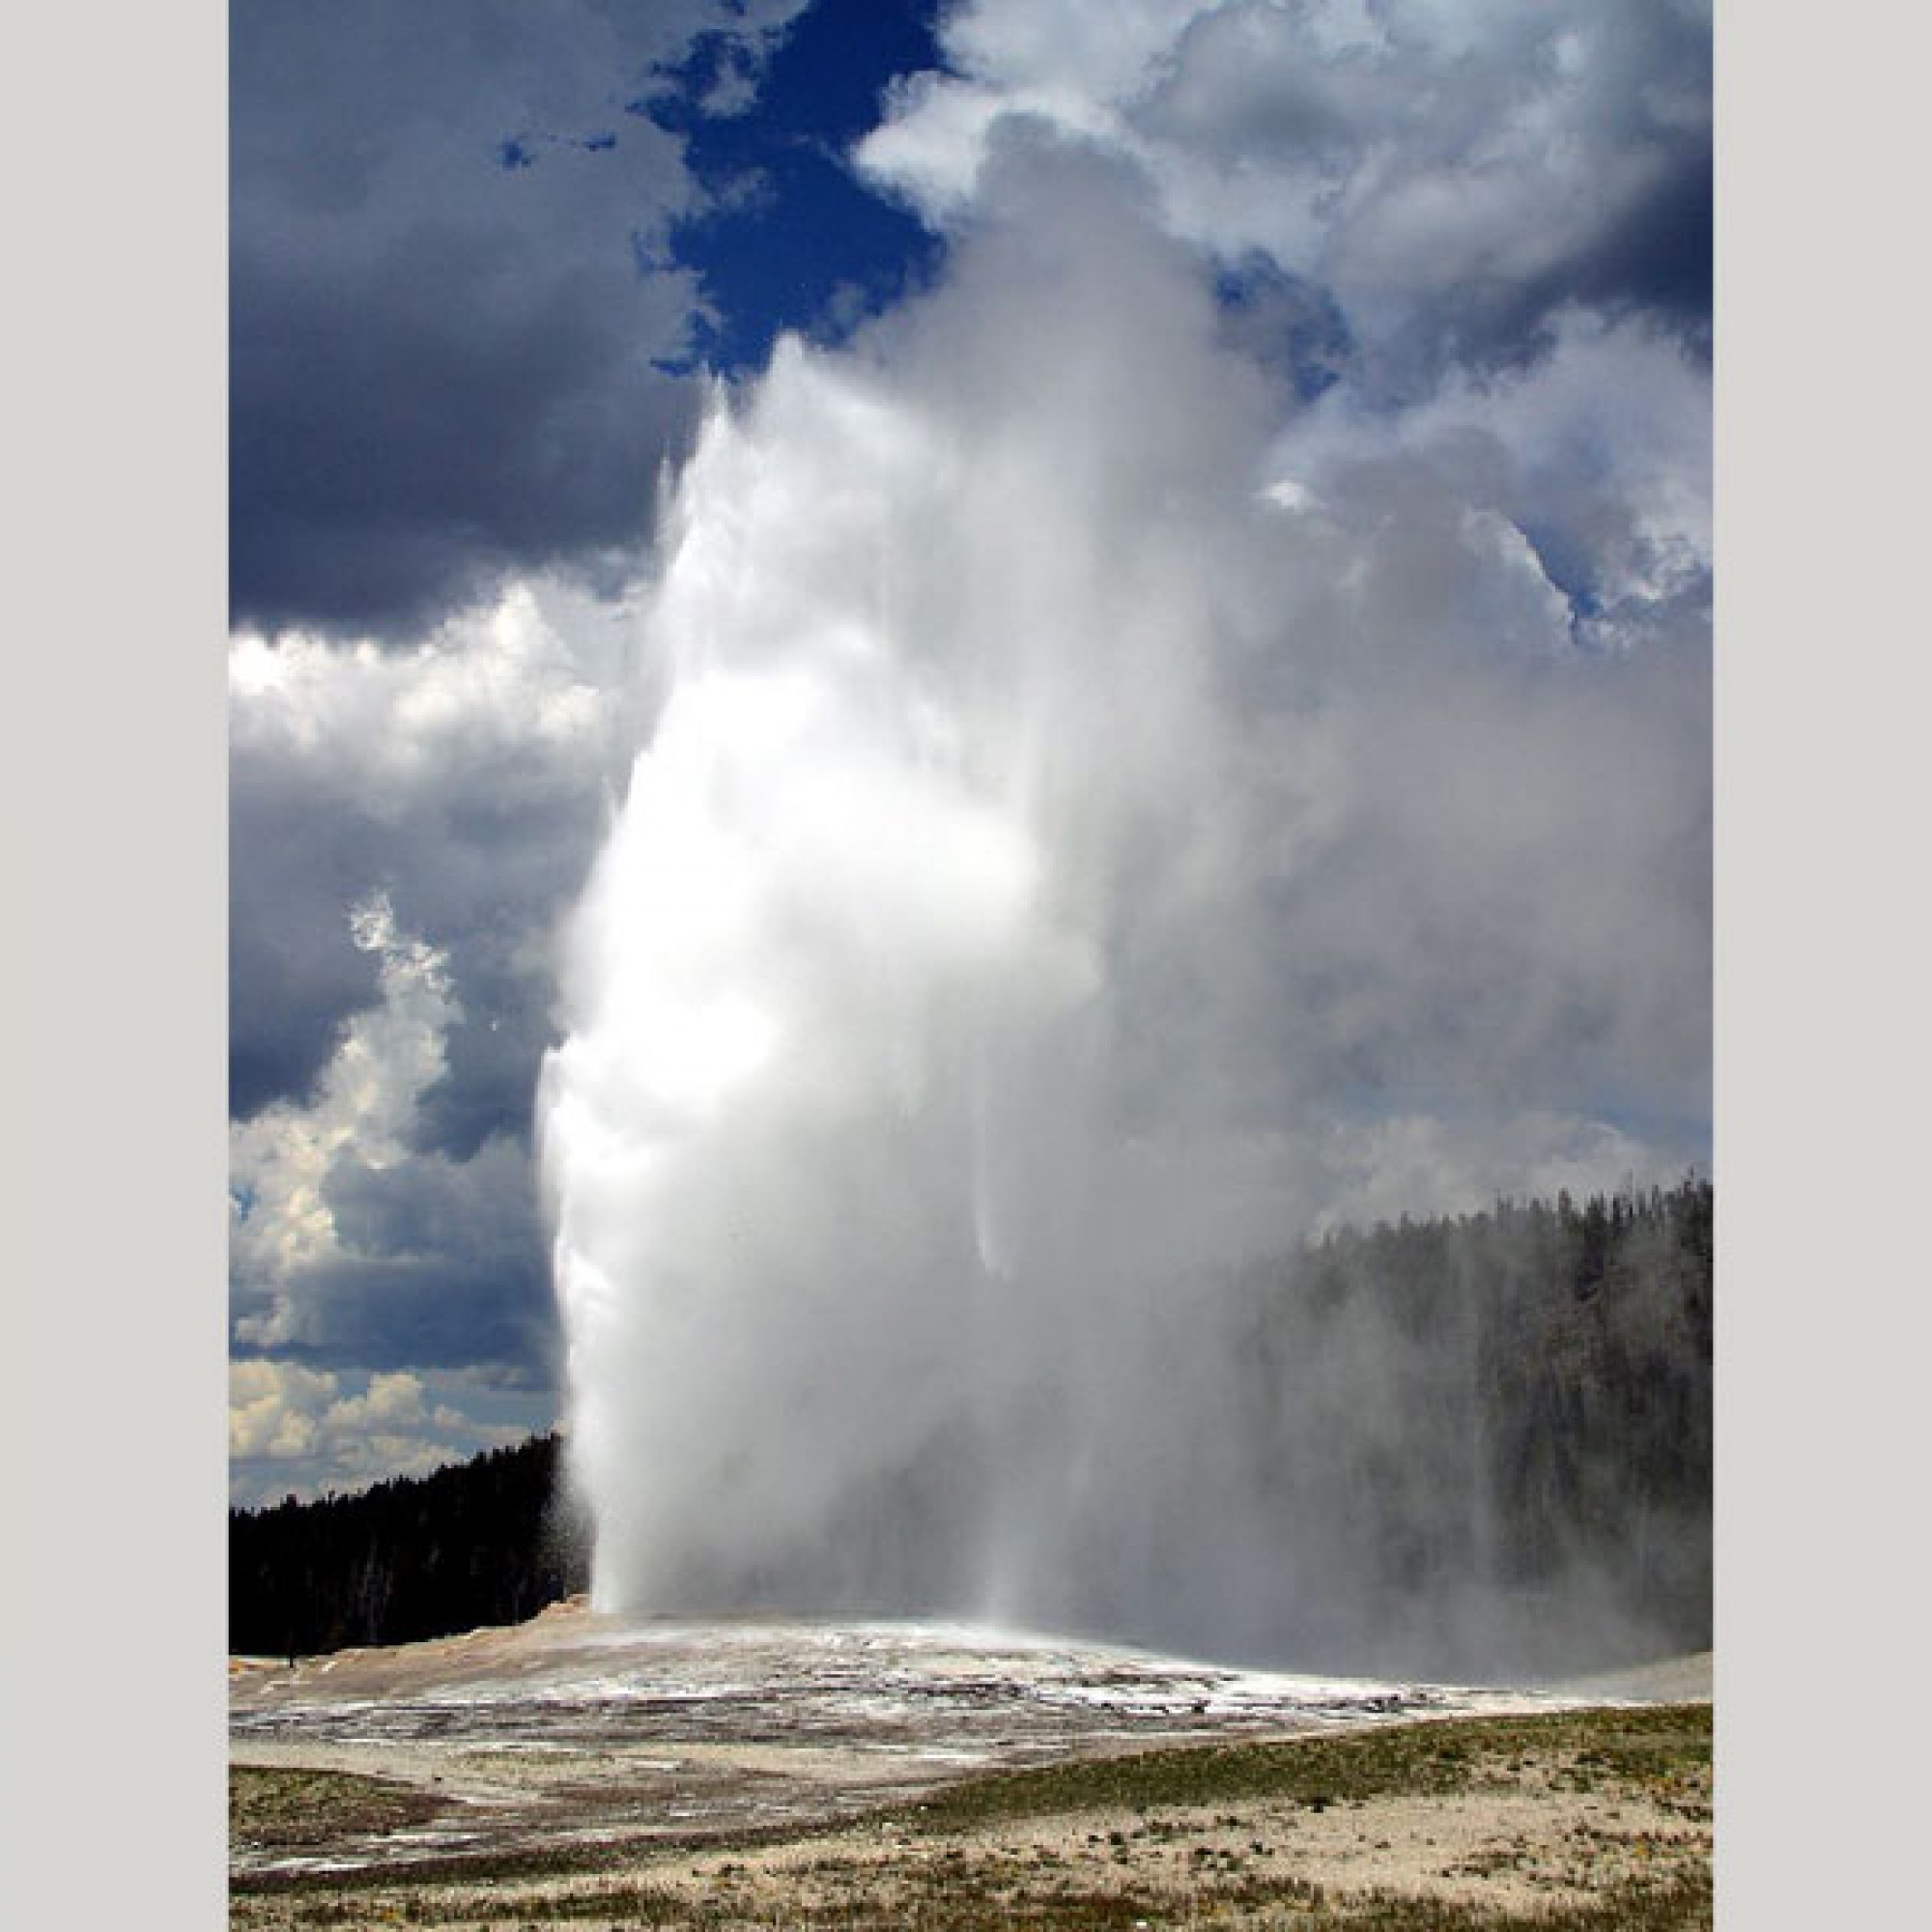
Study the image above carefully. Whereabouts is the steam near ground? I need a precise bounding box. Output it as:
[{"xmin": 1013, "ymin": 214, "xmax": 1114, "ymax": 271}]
[{"xmin": 538, "ymin": 12, "xmax": 1709, "ymax": 1680}]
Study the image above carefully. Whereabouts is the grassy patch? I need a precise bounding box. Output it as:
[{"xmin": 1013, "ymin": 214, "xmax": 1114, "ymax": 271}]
[
  {"xmin": 1290, "ymin": 1871, "xmax": 1710, "ymax": 1929},
  {"xmin": 231, "ymin": 1707, "xmax": 1712, "ymax": 1930},
  {"xmin": 310, "ymin": 1870, "xmax": 1709, "ymax": 1931},
  {"xmin": 230, "ymin": 1813, "xmax": 843, "ymax": 1897},
  {"xmin": 899, "ymin": 1704, "xmax": 1711, "ymax": 1832},
  {"xmin": 230, "ymin": 1765, "xmax": 452, "ymax": 1851}
]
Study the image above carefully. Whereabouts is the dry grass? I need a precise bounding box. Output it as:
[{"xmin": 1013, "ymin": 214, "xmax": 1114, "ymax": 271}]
[
  {"xmin": 232, "ymin": 1704, "xmax": 1710, "ymax": 1931},
  {"xmin": 231, "ymin": 1767, "xmax": 453, "ymax": 1852}
]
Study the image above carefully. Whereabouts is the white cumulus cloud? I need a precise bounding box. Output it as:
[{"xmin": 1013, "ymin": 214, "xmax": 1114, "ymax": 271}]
[
  {"xmin": 228, "ymin": 1360, "xmax": 528, "ymax": 1505},
  {"xmin": 861, "ymin": 0, "xmax": 1710, "ymax": 373}
]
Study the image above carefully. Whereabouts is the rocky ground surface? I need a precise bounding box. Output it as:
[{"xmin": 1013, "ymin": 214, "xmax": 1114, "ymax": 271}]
[{"xmin": 230, "ymin": 1600, "xmax": 1712, "ymax": 1928}]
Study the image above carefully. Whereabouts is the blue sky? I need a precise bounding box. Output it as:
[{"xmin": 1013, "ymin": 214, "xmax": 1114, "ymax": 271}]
[
  {"xmin": 228, "ymin": 0, "xmax": 1712, "ymax": 1507},
  {"xmin": 636, "ymin": 0, "xmax": 948, "ymax": 373}
]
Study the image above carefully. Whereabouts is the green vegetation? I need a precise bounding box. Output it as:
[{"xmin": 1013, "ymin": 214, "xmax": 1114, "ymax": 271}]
[
  {"xmin": 902, "ymin": 1704, "xmax": 1711, "ymax": 1831},
  {"xmin": 230, "ymin": 1765, "xmax": 452, "ymax": 1850},
  {"xmin": 232, "ymin": 1706, "xmax": 1711, "ymax": 1929},
  {"xmin": 256, "ymin": 1878, "xmax": 1710, "ymax": 1931},
  {"xmin": 229, "ymin": 1433, "xmax": 589, "ymax": 1657},
  {"xmin": 1231, "ymin": 1179, "xmax": 1713, "ymax": 1673}
]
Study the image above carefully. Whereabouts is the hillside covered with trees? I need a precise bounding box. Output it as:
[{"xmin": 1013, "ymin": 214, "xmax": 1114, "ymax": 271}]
[
  {"xmin": 1228, "ymin": 1178, "xmax": 1712, "ymax": 1671},
  {"xmin": 230, "ymin": 1181, "xmax": 1711, "ymax": 1666},
  {"xmin": 229, "ymin": 1433, "xmax": 588, "ymax": 1658}
]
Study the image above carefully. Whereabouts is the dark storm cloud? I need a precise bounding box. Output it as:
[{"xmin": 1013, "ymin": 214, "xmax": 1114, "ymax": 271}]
[
  {"xmin": 226, "ymin": 735, "xmax": 609, "ymax": 1142},
  {"xmin": 1371, "ymin": 124, "xmax": 1713, "ymax": 389},
  {"xmin": 1326, "ymin": 0, "xmax": 1714, "ymax": 383},
  {"xmin": 1565, "ymin": 144, "xmax": 1713, "ymax": 333},
  {"xmin": 389, "ymin": 749, "xmax": 621, "ymax": 1164},
  {"xmin": 236, "ymin": 1255, "xmax": 516, "ymax": 1362},
  {"xmin": 863, "ymin": 0, "xmax": 1712, "ymax": 392},
  {"xmin": 282, "ymin": 1142, "xmax": 555, "ymax": 1380},
  {"xmin": 227, "ymin": 598, "xmax": 627, "ymax": 1141},
  {"xmin": 227, "ymin": 829, "xmax": 581, "ymax": 1387},
  {"xmin": 234, "ymin": 1250, "xmax": 554, "ymax": 1383},
  {"xmin": 227, "ymin": 781, "xmax": 380, "ymax": 1118},
  {"xmin": 230, "ymin": 0, "xmax": 810, "ymax": 636},
  {"xmin": 230, "ymin": 256, "xmax": 698, "ymax": 635}
]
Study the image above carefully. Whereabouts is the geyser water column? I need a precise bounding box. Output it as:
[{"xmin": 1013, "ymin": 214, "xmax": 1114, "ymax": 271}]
[
  {"xmin": 543, "ymin": 364, "xmax": 1089, "ymax": 1610},
  {"xmin": 538, "ymin": 158, "xmax": 1306, "ymax": 1630},
  {"xmin": 536, "ymin": 143, "xmax": 1710, "ymax": 1674}
]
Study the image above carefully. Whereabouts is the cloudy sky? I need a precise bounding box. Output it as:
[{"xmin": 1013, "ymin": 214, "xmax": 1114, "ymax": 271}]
[{"xmin": 229, "ymin": 0, "xmax": 1713, "ymax": 1509}]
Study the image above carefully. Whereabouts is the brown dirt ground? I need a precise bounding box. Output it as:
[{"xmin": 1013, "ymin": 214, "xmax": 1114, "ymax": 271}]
[{"xmin": 230, "ymin": 1606, "xmax": 1711, "ymax": 1929}]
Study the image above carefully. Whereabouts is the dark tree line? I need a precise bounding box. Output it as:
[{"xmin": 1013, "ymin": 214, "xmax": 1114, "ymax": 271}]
[
  {"xmin": 1234, "ymin": 1177, "xmax": 1713, "ymax": 1667},
  {"xmin": 228, "ymin": 1433, "xmax": 588, "ymax": 1658}
]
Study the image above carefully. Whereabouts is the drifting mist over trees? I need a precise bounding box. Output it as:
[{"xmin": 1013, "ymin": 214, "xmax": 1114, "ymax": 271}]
[
  {"xmin": 230, "ymin": 1182, "xmax": 1710, "ymax": 1673},
  {"xmin": 1229, "ymin": 1179, "xmax": 1711, "ymax": 1674}
]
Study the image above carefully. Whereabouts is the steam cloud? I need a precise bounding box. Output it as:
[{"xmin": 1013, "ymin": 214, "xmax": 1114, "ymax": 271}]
[{"xmin": 540, "ymin": 18, "xmax": 1708, "ymax": 1676}]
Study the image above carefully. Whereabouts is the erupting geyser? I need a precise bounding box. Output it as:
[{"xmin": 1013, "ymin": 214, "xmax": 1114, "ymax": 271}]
[
  {"xmin": 538, "ymin": 147, "xmax": 1710, "ymax": 1676},
  {"xmin": 540, "ymin": 162, "xmax": 1291, "ymax": 1634}
]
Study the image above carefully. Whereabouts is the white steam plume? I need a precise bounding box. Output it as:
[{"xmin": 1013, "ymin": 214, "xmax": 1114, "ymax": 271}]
[{"xmin": 538, "ymin": 139, "xmax": 1707, "ymax": 1671}]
